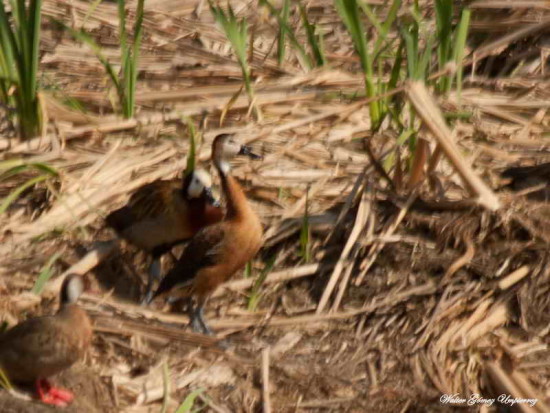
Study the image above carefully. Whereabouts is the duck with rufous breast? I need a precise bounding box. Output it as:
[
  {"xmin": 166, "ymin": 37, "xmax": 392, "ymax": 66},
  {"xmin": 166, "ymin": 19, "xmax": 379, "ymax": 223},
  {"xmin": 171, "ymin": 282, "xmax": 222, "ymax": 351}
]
[{"xmin": 146, "ymin": 134, "xmax": 263, "ymax": 335}]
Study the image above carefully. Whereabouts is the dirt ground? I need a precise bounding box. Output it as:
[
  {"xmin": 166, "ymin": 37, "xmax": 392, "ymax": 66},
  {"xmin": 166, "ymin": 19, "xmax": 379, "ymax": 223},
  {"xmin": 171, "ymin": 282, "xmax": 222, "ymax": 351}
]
[{"xmin": 1, "ymin": 0, "xmax": 550, "ymax": 412}]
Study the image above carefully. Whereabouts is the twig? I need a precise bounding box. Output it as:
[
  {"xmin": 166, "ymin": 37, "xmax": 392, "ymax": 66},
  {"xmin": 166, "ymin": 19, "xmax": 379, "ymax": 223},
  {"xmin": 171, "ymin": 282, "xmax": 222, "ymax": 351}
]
[
  {"xmin": 160, "ymin": 360, "xmax": 170, "ymax": 413},
  {"xmin": 406, "ymin": 81, "xmax": 500, "ymax": 211},
  {"xmin": 43, "ymin": 240, "xmax": 119, "ymax": 294},
  {"xmin": 261, "ymin": 347, "xmax": 272, "ymax": 413},
  {"xmin": 354, "ymin": 191, "xmax": 417, "ymax": 285},
  {"xmin": 217, "ymin": 263, "xmax": 322, "ymax": 296},
  {"xmin": 498, "ymin": 266, "xmax": 530, "ymax": 290}
]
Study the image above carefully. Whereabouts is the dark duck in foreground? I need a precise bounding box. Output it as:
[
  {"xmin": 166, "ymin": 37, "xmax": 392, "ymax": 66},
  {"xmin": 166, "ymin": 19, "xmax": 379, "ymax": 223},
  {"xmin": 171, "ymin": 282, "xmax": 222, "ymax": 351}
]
[
  {"xmin": 106, "ymin": 168, "xmax": 223, "ymax": 304},
  {"xmin": 0, "ymin": 274, "xmax": 92, "ymax": 407},
  {"xmin": 146, "ymin": 134, "xmax": 263, "ymax": 335}
]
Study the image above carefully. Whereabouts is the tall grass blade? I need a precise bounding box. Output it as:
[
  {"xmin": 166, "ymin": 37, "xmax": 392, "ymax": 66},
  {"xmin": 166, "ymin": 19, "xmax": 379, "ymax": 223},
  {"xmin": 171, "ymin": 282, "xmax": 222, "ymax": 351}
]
[
  {"xmin": 31, "ymin": 252, "xmax": 62, "ymax": 295},
  {"xmin": 435, "ymin": 0, "xmax": 452, "ymax": 89},
  {"xmin": 185, "ymin": 117, "xmax": 197, "ymax": 174},
  {"xmin": 276, "ymin": 0, "xmax": 290, "ymax": 65},
  {"xmin": 299, "ymin": 187, "xmax": 311, "ymax": 262},
  {"xmin": 452, "ymin": 8, "xmax": 471, "ymax": 100},
  {"xmin": 248, "ymin": 256, "xmax": 275, "ymax": 311},
  {"xmin": 334, "ymin": 0, "xmax": 380, "ymax": 129},
  {"xmin": 59, "ymin": 22, "xmax": 122, "ymax": 99},
  {"xmin": 258, "ymin": 0, "xmax": 312, "ymax": 69},
  {"xmin": 0, "ymin": 174, "xmax": 51, "ymax": 214},
  {"xmin": 209, "ymin": 2, "xmax": 261, "ymax": 120},
  {"xmin": 299, "ymin": 3, "xmax": 326, "ymax": 67},
  {"xmin": 0, "ymin": 0, "xmax": 42, "ymax": 138}
]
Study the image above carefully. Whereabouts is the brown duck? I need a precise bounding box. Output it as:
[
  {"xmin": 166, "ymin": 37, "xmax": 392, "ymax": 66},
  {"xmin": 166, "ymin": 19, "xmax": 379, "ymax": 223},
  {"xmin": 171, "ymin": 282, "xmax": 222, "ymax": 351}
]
[
  {"xmin": 147, "ymin": 134, "xmax": 263, "ymax": 335},
  {"xmin": 0, "ymin": 274, "xmax": 92, "ymax": 406},
  {"xmin": 106, "ymin": 169, "xmax": 224, "ymax": 303}
]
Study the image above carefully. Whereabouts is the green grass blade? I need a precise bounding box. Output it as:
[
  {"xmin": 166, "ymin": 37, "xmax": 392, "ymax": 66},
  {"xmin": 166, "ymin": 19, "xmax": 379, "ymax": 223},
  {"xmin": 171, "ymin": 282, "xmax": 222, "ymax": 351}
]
[
  {"xmin": 185, "ymin": 117, "xmax": 197, "ymax": 174},
  {"xmin": 258, "ymin": 0, "xmax": 312, "ymax": 69},
  {"xmin": 210, "ymin": 1, "xmax": 261, "ymax": 120},
  {"xmin": 248, "ymin": 256, "xmax": 275, "ymax": 311},
  {"xmin": 175, "ymin": 389, "xmax": 205, "ymax": 413},
  {"xmin": 28, "ymin": 0, "xmax": 42, "ymax": 98},
  {"xmin": 0, "ymin": 368, "xmax": 13, "ymax": 391},
  {"xmin": 298, "ymin": 187, "xmax": 311, "ymax": 262},
  {"xmin": 31, "ymin": 252, "xmax": 62, "ymax": 294},
  {"xmin": 160, "ymin": 360, "xmax": 170, "ymax": 413},
  {"xmin": 128, "ymin": 0, "xmax": 145, "ymax": 117},
  {"xmin": 0, "ymin": 174, "xmax": 51, "ymax": 214},
  {"xmin": 435, "ymin": 0, "xmax": 453, "ymax": 92},
  {"xmin": 299, "ymin": 3, "xmax": 325, "ymax": 67},
  {"xmin": 334, "ymin": 0, "xmax": 379, "ymax": 128},
  {"xmin": 82, "ymin": 0, "xmax": 105, "ymax": 27},
  {"xmin": 452, "ymin": 8, "xmax": 471, "ymax": 100},
  {"xmin": 58, "ymin": 21, "xmax": 123, "ymax": 98},
  {"xmin": 276, "ymin": 0, "xmax": 290, "ymax": 65}
]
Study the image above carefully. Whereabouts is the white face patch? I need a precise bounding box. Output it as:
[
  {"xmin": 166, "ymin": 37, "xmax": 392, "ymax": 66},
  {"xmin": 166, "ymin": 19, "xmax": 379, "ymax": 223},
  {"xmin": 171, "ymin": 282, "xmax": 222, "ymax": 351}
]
[
  {"xmin": 187, "ymin": 169, "xmax": 213, "ymax": 198},
  {"xmin": 222, "ymin": 137, "xmax": 243, "ymax": 158},
  {"xmin": 194, "ymin": 169, "xmax": 212, "ymax": 187},
  {"xmin": 187, "ymin": 174, "xmax": 205, "ymax": 198},
  {"xmin": 66, "ymin": 276, "xmax": 84, "ymax": 303}
]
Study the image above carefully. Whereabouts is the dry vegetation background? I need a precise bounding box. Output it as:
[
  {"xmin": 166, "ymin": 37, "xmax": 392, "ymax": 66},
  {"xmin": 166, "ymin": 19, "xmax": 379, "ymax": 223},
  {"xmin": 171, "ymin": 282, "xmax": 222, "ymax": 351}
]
[{"xmin": 1, "ymin": 0, "xmax": 550, "ymax": 412}]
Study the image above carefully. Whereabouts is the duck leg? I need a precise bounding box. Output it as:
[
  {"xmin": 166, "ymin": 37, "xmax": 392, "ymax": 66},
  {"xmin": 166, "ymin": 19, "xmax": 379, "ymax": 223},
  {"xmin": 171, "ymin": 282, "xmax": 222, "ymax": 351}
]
[
  {"xmin": 190, "ymin": 305, "xmax": 213, "ymax": 336},
  {"xmin": 141, "ymin": 255, "xmax": 162, "ymax": 305},
  {"xmin": 35, "ymin": 379, "xmax": 73, "ymax": 406}
]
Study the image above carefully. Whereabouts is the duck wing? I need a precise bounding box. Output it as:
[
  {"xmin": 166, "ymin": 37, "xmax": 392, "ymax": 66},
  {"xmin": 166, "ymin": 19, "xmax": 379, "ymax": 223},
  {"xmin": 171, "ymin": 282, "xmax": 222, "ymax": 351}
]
[
  {"xmin": 106, "ymin": 179, "xmax": 181, "ymax": 232},
  {"xmin": 0, "ymin": 317, "xmax": 81, "ymax": 383},
  {"xmin": 151, "ymin": 225, "xmax": 226, "ymax": 300}
]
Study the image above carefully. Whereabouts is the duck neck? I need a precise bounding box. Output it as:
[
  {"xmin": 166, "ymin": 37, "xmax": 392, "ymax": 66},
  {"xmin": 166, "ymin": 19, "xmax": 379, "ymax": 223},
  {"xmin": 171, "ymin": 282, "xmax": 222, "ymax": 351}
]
[{"xmin": 216, "ymin": 161, "xmax": 249, "ymax": 220}]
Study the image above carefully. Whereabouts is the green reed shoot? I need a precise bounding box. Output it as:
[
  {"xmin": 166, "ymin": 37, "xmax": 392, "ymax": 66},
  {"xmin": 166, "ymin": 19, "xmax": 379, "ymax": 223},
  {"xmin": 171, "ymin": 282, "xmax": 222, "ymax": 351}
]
[
  {"xmin": 276, "ymin": 0, "xmax": 290, "ymax": 65},
  {"xmin": 299, "ymin": 3, "xmax": 326, "ymax": 67},
  {"xmin": 117, "ymin": 0, "xmax": 145, "ymax": 118},
  {"xmin": 32, "ymin": 252, "xmax": 62, "ymax": 294},
  {"xmin": 61, "ymin": 0, "xmax": 144, "ymax": 118},
  {"xmin": 209, "ymin": 2, "xmax": 261, "ymax": 120},
  {"xmin": 259, "ymin": 0, "xmax": 312, "ymax": 69},
  {"xmin": 435, "ymin": 0, "xmax": 471, "ymax": 96},
  {"xmin": 0, "ymin": 0, "xmax": 43, "ymax": 138},
  {"xmin": 0, "ymin": 161, "xmax": 59, "ymax": 214},
  {"xmin": 160, "ymin": 360, "xmax": 170, "ymax": 413},
  {"xmin": 175, "ymin": 388, "xmax": 204, "ymax": 413},
  {"xmin": 0, "ymin": 368, "xmax": 12, "ymax": 391},
  {"xmin": 334, "ymin": 0, "xmax": 380, "ymax": 130},
  {"xmin": 184, "ymin": 117, "xmax": 198, "ymax": 175},
  {"xmin": 298, "ymin": 187, "xmax": 311, "ymax": 262},
  {"xmin": 248, "ymin": 256, "xmax": 275, "ymax": 311}
]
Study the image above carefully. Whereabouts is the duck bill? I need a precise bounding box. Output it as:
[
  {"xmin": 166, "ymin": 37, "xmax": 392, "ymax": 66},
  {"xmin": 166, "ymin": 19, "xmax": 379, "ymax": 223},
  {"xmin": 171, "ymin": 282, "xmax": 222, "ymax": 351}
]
[
  {"xmin": 204, "ymin": 187, "xmax": 221, "ymax": 207},
  {"xmin": 238, "ymin": 145, "xmax": 262, "ymax": 160}
]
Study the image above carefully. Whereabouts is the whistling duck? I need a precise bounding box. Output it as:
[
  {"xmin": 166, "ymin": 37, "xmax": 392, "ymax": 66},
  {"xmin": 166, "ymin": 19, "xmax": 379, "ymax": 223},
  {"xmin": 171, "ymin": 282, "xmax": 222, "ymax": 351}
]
[
  {"xmin": 147, "ymin": 134, "xmax": 263, "ymax": 335},
  {"xmin": 0, "ymin": 274, "xmax": 92, "ymax": 407},
  {"xmin": 106, "ymin": 169, "xmax": 224, "ymax": 303}
]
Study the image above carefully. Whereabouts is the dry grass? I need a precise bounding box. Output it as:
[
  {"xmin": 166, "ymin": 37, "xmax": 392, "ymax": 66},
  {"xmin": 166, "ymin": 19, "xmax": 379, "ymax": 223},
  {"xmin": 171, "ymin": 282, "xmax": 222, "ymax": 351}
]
[{"xmin": 1, "ymin": 0, "xmax": 550, "ymax": 412}]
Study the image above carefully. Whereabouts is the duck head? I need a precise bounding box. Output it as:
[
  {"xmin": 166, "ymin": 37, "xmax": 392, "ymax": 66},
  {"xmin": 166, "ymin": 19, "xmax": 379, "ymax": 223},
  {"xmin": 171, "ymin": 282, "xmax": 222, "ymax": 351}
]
[
  {"xmin": 60, "ymin": 274, "xmax": 86, "ymax": 306},
  {"xmin": 212, "ymin": 134, "xmax": 261, "ymax": 174},
  {"xmin": 183, "ymin": 169, "xmax": 218, "ymax": 206}
]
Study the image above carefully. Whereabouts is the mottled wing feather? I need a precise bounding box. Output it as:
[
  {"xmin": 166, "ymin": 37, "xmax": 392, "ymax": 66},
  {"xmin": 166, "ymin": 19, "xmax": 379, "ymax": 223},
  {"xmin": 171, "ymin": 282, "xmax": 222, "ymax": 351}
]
[
  {"xmin": 153, "ymin": 225, "xmax": 226, "ymax": 298},
  {"xmin": 127, "ymin": 179, "xmax": 180, "ymax": 220}
]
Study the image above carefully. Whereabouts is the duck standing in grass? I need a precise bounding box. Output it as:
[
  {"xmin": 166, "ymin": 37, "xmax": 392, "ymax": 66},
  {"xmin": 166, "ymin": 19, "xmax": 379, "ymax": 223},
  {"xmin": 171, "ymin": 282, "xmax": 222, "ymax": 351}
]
[
  {"xmin": 106, "ymin": 168, "xmax": 224, "ymax": 304},
  {"xmin": 147, "ymin": 134, "xmax": 263, "ymax": 335},
  {"xmin": 0, "ymin": 274, "xmax": 92, "ymax": 407}
]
